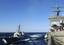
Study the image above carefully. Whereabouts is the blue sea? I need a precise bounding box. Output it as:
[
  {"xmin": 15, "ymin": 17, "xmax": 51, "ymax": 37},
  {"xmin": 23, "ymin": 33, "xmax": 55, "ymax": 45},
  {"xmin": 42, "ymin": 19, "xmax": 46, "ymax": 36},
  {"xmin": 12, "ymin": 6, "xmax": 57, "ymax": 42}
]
[{"xmin": 0, "ymin": 32, "xmax": 47, "ymax": 45}]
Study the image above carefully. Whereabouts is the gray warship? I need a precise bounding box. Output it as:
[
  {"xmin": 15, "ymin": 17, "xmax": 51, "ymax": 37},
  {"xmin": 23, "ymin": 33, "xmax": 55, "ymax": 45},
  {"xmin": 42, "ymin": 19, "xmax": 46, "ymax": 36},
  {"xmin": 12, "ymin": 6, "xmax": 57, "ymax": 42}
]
[{"xmin": 47, "ymin": 7, "xmax": 64, "ymax": 45}]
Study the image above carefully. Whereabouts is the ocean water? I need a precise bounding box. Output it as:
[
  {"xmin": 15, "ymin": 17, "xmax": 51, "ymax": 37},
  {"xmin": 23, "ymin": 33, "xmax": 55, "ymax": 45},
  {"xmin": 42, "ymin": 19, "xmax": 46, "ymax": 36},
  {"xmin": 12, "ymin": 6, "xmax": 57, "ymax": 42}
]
[{"xmin": 0, "ymin": 32, "xmax": 47, "ymax": 45}]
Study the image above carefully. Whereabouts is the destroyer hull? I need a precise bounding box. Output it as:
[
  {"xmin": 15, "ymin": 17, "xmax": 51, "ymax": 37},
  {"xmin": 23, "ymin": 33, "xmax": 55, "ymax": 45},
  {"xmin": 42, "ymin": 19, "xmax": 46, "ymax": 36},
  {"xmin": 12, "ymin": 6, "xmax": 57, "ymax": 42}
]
[{"xmin": 48, "ymin": 31, "xmax": 64, "ymax": 45}]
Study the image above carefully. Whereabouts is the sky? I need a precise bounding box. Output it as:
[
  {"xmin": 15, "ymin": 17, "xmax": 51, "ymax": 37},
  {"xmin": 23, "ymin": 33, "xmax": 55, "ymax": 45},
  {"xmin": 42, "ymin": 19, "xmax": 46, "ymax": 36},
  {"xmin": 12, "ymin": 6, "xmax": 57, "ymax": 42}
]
[{"xmin": 0, "ymin": 0, "xmax": 64, "ymax": 32}]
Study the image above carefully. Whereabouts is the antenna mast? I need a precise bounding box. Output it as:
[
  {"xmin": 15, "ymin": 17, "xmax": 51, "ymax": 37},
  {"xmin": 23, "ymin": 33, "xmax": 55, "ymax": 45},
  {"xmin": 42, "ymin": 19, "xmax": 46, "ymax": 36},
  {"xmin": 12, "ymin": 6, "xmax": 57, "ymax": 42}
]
[
  {"xmin": 53, "ymin": 7, "xmax": 61, "ymax": 16},
  {"xmin": 56, "ymin": 7, "xmax": 61, "ymax": 16},
  {"xmin": 18, "ymin": 24, "xmax": 21, "ymax": 32}
]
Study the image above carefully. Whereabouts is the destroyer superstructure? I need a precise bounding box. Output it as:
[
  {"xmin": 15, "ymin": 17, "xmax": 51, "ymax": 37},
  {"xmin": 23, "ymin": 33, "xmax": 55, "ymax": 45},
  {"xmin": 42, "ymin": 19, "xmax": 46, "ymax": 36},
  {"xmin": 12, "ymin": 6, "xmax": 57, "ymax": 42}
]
[{"xmin": 48, "ymin": 7, "xmax": 64, "ymax": 45}]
